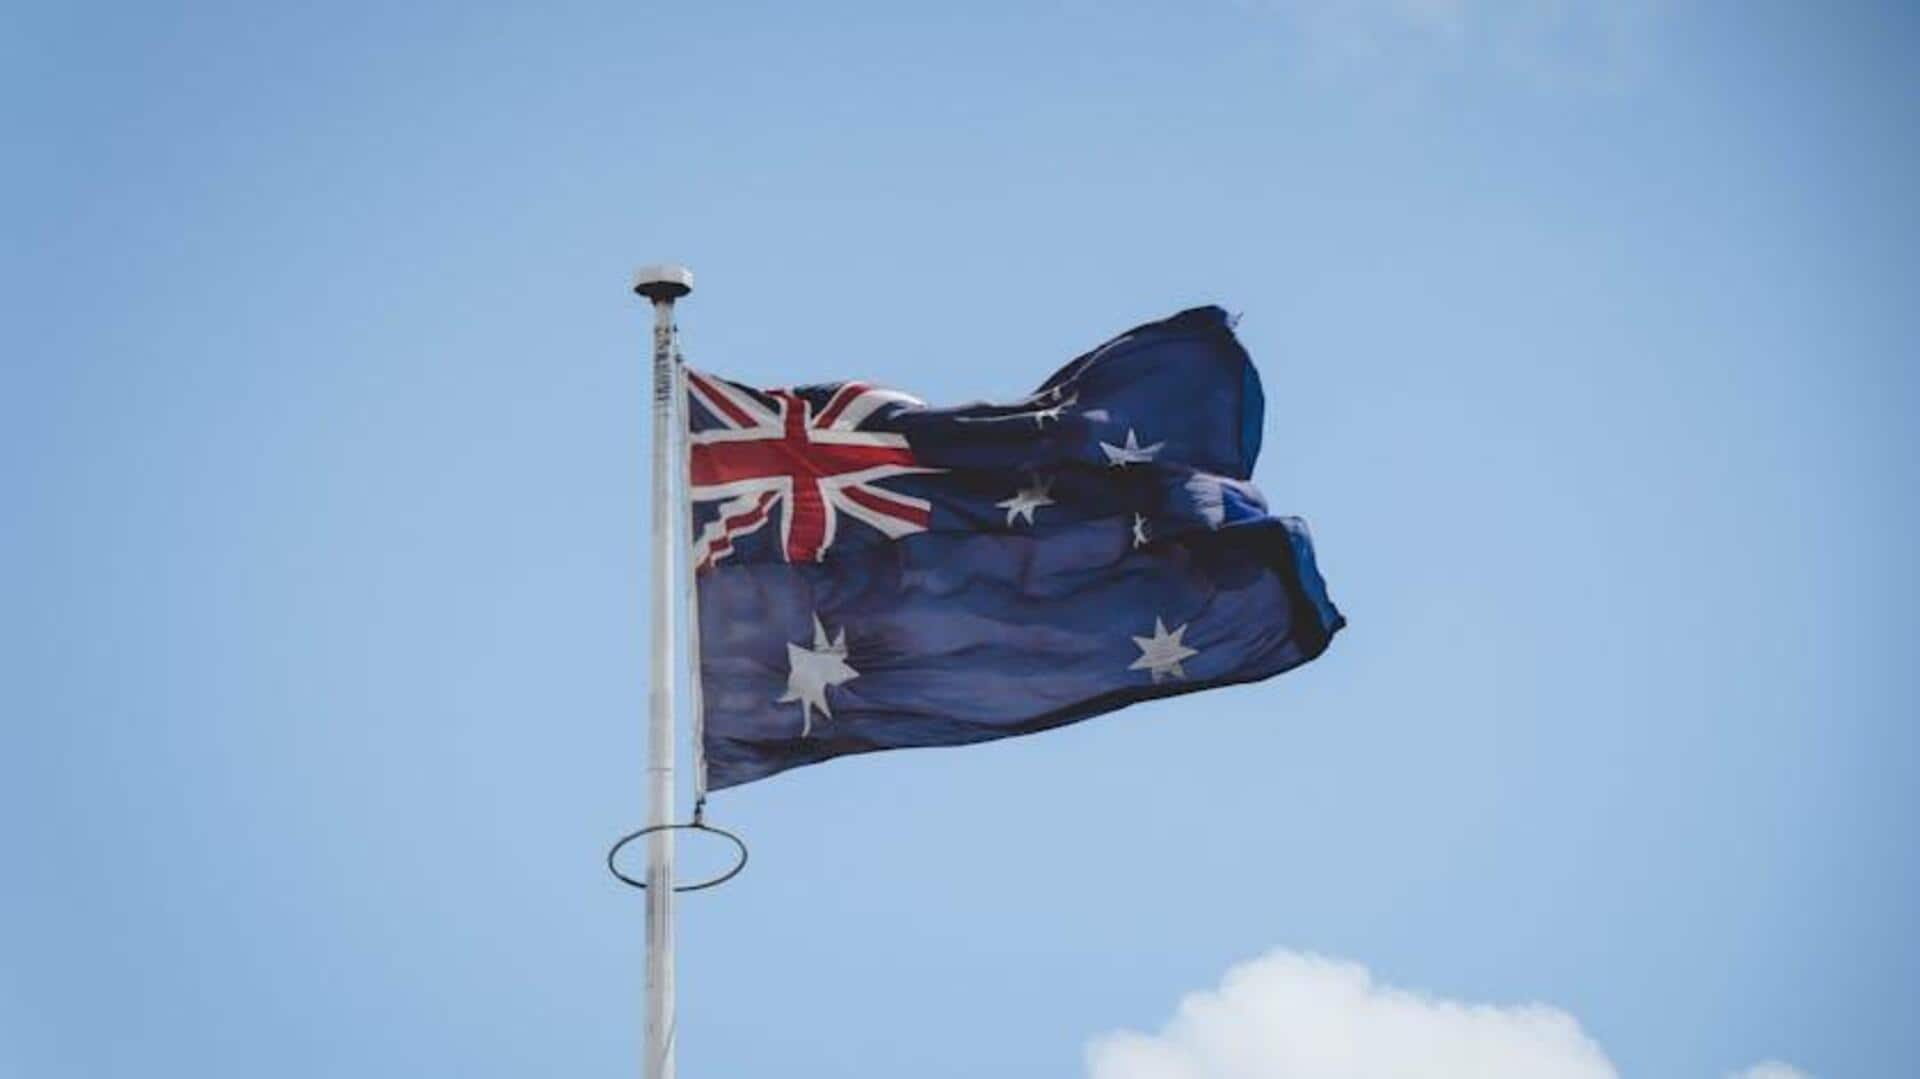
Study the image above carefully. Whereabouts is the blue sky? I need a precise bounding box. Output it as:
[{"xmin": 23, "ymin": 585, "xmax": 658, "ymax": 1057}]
[{"xmin": 5, "ymin": 2, "xmax": 1916, "ymax": 1076}]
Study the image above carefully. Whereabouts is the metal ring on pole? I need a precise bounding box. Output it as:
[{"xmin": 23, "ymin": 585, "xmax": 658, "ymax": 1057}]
[{"xmin": 607, "ymin": 818, "xmax": 748, "ymax": 893}]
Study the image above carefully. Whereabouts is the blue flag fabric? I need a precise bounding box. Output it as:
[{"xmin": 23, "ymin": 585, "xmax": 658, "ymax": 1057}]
[{"xmin": 687, "ymin": 306, "xmax": 1343, "ymax": 789}]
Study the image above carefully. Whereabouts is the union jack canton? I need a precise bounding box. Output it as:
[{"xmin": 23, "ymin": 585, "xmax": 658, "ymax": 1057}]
[{"xmin": 686, "ymin": 373, "xmax": 934, "ymax": 571}]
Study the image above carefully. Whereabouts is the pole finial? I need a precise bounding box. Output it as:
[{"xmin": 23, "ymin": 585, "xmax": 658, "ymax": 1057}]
[{"xmin": 634, "ymin": 264, "xmax": 694, "ymax": 302}]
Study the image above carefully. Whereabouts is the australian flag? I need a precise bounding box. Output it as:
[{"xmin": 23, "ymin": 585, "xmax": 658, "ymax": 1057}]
[{"xmin": 687, "ymin": 306, "xmax": 1343, "ymax": 789}]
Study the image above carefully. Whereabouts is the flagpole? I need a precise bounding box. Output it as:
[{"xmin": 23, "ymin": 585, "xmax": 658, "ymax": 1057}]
[{"xmin": 634, "ymin": 263, "xmax": 692, "ymax": 1079}]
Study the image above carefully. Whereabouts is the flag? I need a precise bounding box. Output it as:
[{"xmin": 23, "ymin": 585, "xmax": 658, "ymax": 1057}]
[{"xmin": 687, "ymin": 306, "xmax": 1343, "ymax": 789}]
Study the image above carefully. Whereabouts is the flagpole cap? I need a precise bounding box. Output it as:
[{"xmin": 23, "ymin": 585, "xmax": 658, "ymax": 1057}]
[{"xmin": 633, "ymin": 264, "xmax": 694, "ymax": 302}]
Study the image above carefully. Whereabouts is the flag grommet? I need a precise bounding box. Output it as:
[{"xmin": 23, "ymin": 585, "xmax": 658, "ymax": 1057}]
[{"xmin": 606, "ymin": 819, "xmax": 749, "ymax": 893}]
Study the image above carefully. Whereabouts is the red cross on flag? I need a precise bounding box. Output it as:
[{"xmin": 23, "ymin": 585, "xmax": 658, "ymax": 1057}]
[{"xmin": 686, "ymin": 370, "xmax": 936, "ymax": 570}]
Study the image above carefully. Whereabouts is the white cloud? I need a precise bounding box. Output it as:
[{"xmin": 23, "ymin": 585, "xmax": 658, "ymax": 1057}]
[
  {"xmin": 1240, "ymin": 0, "xmax": 1666, "ymax": 94},
  {"xmin": 1085, "ymin": 949, "xmax": 1810, "ymax": 1079},
  {"xmin": 1728, "ymin": 1065, "xmax": 1811, "ymax": 1079}
]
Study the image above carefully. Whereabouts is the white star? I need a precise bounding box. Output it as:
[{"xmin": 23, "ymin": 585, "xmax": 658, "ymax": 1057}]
[
  {"xmin": 1129, "ymin": 616, "xmax": 1198, "ymax": 683},
  {"xmin": 1131, "ymin": 513, "xmax": 1150, "ymax": 549},
  {"xmin": 1031, "ymin": 392, "xmax": 1077, "ymax": 427},
  {"xmin": 1100, "ymin": 428, "xmax": 1164, "ymax": 467},
  {"xmin": 996, "ymin": 474, "xmax": 1056, "ymax": 526},
  {"xmin": 779, "ymin": 614, "xmax": 859, "ymax": 736}
]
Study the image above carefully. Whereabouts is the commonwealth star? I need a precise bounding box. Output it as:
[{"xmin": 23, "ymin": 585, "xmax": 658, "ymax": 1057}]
[{"xmin": 779, "ymin": 615, "xmax": 859, "ymax": 736}]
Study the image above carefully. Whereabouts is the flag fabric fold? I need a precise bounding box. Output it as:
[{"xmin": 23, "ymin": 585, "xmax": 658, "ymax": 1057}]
[{"xmin": 687, "ymin": 306, "xmax": 1343, "ymax": 789}]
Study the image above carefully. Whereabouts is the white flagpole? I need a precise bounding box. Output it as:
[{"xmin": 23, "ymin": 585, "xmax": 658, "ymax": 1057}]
[
  {"xmin": 633, "ymin": 263, "xmax": 692, "ymax": 1079},
  {"xmin": 677, "ymin": 354, "xmax": 711, "ymax": 811}
]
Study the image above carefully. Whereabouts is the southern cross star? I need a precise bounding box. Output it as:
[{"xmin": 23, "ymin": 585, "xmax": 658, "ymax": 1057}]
[
  {"xmin": 1129, "ymin": 616, "xmax": 1198, "ymax": 683},
  {"xmin": 1031, "ymin": 392, "xmax": 1077, "ymax": 428},
  {"xmin": 1100, "ymin": 428, "xmax": 1164, "ymax": 466},
  {"xmin": 780, "ymin": 614, "xmax": 859, "ymax": 736},
  {"xmin": 996, "ymin": 474, "xmax": 1056, "ymax": 526},
  {"xmin": 1131, "ymin": 512, "xmax": 1150, "ymax": 549}
]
